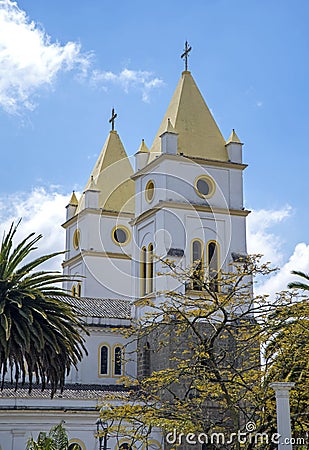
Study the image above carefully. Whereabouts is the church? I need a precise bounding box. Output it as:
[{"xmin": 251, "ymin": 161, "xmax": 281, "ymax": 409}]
[{"xmin": 0, "ymin": 47, "xmax": 249, "ymax": 450}]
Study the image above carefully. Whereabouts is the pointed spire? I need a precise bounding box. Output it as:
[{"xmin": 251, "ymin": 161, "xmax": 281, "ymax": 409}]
[
  {"xmin": 77, "ymin": 130, "xmax": 134, "ymax": 213},
  {"xmin": 66, "ymin": 191, "xmax": 78, "ymax": 220},
  {"xmin": 88, "ymin": 175, "xmax": 98, "ymax": 190},
  {"xmin": 150, "ymin": 71, "xmax": 227, "ymax": 161},
  {"xmin": 135, "ymin": 139, "xmax": 149, "ymax": 171},
  {"xmin": 225, "ymin": 129, "xmax": 243, "ymax": 164},
  {"xmin": 136, "ymin": 139, "xmax": 149, "ymax": 154},
  {"xmin": 226, "ymin": 129, "xmax": 242, "ymax": 145},
  {"xmin": 160, "ymin": 118, "xmax": 178, "ymax": 155},
  {"xmin": 68, "ymin": 191, "xmax": 78, "ymax": 206},
  {"xmin": 166, "ymin": 118, "xmax": 175, "ymax": 133}
]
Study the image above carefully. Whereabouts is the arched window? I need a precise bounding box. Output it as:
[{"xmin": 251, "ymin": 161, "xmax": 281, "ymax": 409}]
[
  {"xmin": 141, "ymin": 246, "xmax": 147, "ymax": 296},
  {"xmin": 147, "ymin": 243, "xmax": 154, "ymax": 293},
  {"xmin": 71, "ymin": 285, "xmax": 76, "ymax": 297},
  {"xmin": 77, "ymin": 282, "xmax": 81, "ymax": 297},
  {"xmin": 208, "ymin": 241, "xmax": 219, "ymax": 292},
  {"xmin": 143, "ymin": 342, "xmax": 151, "ymax": 377},
  {"xmin": 114, "ymin": 346, "xmax": 123, "ymax": 376},
  {"xmin": 99, "ymin": 345, "xmax": 109, "ymax": 376},
  {"xmin": 192, "ymin": 240, "xmax": 203, "ymax": 290}
]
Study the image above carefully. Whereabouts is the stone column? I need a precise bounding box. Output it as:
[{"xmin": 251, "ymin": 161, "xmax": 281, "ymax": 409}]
[{"xmin": 270, "ymin": 382, "xmax": 295, "ymax": 450}]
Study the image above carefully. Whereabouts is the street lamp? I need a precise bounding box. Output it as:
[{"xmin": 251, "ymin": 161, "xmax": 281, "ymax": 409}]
[{"xmin": 96, "ymin": 418, "xmax": 108, "ymax": 450}]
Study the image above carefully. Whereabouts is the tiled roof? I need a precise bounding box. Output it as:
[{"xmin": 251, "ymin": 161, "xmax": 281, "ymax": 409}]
[
  {"xmin": 53, "ymin": 296, "xmax": 132, "ymax": 320},
  {"xmin": 0, "ymin": 383, "xmax": 129, "ymax": 401}
]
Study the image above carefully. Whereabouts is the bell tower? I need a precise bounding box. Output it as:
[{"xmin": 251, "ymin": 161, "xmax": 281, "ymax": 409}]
[
  {"xmin": 131, "ymin": 65, "xmax": 249, "ymax": 313},
  {"xmin": 62, "ymin": 110, "xmax": 135, "ymax": 300}
]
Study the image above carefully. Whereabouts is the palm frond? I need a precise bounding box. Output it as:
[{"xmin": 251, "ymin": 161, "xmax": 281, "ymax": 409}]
[{"xmin": 0, "ymin": 221, "xmax": 88, "ymax": 397}]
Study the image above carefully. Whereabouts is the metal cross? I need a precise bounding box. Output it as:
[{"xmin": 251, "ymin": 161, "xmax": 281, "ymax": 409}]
[
  {"xmin": 109, "ymin": 108, "xmax": 117, "ymax": 131},
  {"xmin": 181, "ymin": 41, "xmax": 192, "ymax": 71}
]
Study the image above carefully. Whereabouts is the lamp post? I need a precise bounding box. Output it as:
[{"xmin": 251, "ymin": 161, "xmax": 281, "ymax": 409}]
[{"xmin": 96, "ymin": 418, "xmax": 108, "ymax": 450}]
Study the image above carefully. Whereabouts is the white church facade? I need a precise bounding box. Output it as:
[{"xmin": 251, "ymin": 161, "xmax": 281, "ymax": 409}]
[{"xmin": 0, "ymin": 62, "xmax": 249, "ymax": 450}]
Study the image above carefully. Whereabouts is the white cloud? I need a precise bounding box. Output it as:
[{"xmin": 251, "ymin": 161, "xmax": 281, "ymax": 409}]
[
  {"xmin": 91, "ymin": 68, "xmax": 165, "ymax": 102},
  {"xmin": 0, "ymin": 187, "xmax": 72, "ymax": 271},
  {"xmin": 247, "ymin": 206, "xmax": 309, "ymax": 297},
  {"xmin": 247, "ymin": 206, "xmax": 292, "ymax": 266},
  {"xmin": 256, "ymin": 242, "xmax": 309, "ymax": 297},
  {"xmin": 0, "ymin": 1, "xmax": 165, "ymax": 113},
  {"xmin": 0, "ymin": 0, "xmax": 91, "ymax": 113}
]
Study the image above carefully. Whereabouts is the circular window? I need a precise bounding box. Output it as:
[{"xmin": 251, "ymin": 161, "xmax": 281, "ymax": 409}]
[
  {"xmin": 194, "ymin": 176, "xmax": 215, "ymax": 199},
  {"xmin": 73, "ymin": 228, "xmax": 80, "ymax": 250},
  {"xmin": 68, "ymin": 445, "xmax": 82, "ymax": 450},
  {"xmin": 145, "ymin": 180, "xmax": 155, "ymax": 203},
  {"xmin": 112, "ymin": 226, "xmax": 130, "ymax": 245}
]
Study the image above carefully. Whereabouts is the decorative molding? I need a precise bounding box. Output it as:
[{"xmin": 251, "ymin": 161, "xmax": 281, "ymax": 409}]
[
  {"xmin": 131, "ymin": 200, "xmax": 250, "ymax": 225},
  {"xmin": 62, "ymin": 250, "xmax": 131, "ymax": 267},
  {"xmin": 132, "ymin": 152, "xmax": 247, "ymax": 180}
]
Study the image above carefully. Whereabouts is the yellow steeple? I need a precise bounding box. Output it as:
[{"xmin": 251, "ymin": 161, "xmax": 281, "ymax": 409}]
[
  {"xmin": 226, "ymin": 129, "xmax": 242, "ymax": 144},
  {"xmin": 68, "ymin": 191, "xmax": 78, "ymax": 206},
  {"xmin": 136, "ymin": 139, "xmax": 149, "ymax": 154},
  {"xmin": 150, "ymin": 71, "xmax": 228, "ymax": 161},
  {"xmin": 78, "ymin": 130, "xmax": 134, "ymax": 213}
]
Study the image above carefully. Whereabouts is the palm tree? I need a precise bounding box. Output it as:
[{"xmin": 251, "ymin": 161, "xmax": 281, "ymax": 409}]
[
  {"xmin": 0, "ymin": 221, "xmax": 87, "ymax": 397},
  {"xmin": 288, "ymin": 270, "xmax": 309, "ymax": 291},
  {"xmin": 26, "ymin": 422, "xmax": 79, "ymax": 450}
]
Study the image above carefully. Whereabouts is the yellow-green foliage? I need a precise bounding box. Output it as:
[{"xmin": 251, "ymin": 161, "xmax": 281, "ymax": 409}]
[{"xmin": 98, "ymin": 256, "xmax": 309, "ymax": 450}]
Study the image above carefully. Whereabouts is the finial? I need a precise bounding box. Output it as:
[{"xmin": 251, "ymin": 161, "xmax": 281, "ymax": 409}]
[
  {"xmin": 109, "ymin": 107, "xmax": 117, "ymax": 131},
  {"xmin": 167, "ymin": 118, "xmax": 175, "ymax": 132},
  {"xmin": 137, "ymin": 139, "xmax": 149, "ymax": 154},
  {"xmin": 181, "ymin": 41, "xmax": 192, "ymax": 71},
  {"xmin": 89, "ymin": 175, "xmax": 96, "ymax": 189}
]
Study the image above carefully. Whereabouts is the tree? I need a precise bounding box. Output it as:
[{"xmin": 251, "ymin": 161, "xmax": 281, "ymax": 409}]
[
  {"xmin": 288, "ymin": 270, "xmax": 309, "ymax": 291},
  {"xmin": 0, "ymin": 221, "xmax": 87, "ymax": 397},
  {"xmin": 26, "ymin": 422, "xmax": 79, "ymax": 450},
  {"xmin": 264, "ymin": 294, "xmax": 309, "ymax": 437},
  {"xmin": 98, "ymin": 256, "xmax": 299, "ymax": 450},
  {"xmin": 263, "ymin": 269, "xmax": 309, "ymax": 437}
]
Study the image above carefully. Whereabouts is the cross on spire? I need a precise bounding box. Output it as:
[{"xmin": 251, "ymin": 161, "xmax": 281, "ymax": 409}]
[
  {"xmin": 181, "ymin": 41, "xmax": 192, "ymax": 71},
  {"xmin": 109, "ymin": 108, "xmax": 117, "ymax": 131}
]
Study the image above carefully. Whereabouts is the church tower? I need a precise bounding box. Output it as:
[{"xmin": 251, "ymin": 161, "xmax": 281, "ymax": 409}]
[
  {"xmin": 132, "ymin": 62, "xmax": 249, "ymax": 315},
  {"xmin": 62, "ymin": 113, "xmax": 135, "ymax": 300},
  {"xmin": 0, "ymin": 46, "xmax": 252, "ymax": 450}
]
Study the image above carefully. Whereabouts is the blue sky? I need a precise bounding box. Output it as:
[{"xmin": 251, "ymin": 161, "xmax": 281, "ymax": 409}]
[{"xmin": 0, "ymin": 0, "xmax": 309, "ymax": 293}]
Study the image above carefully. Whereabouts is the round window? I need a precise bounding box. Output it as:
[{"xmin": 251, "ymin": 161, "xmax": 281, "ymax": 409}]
[
  {"xmin": 68, "ymin": 445, "xmax": 82, "ymax": 450},
  {"xmin": 145, "ymin": 180, "xmax": 155, "ymax": 203},
  {"xmin": 73, "ymin": 228, "xmax": 80, "ymax": 250},
  {"xmin": 112, "ymin": 226, "xmax": 130, "ymax": 245},
  {"xmin": 195, "ymin": 176, "xmax": 215, "ymax": 198}
]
